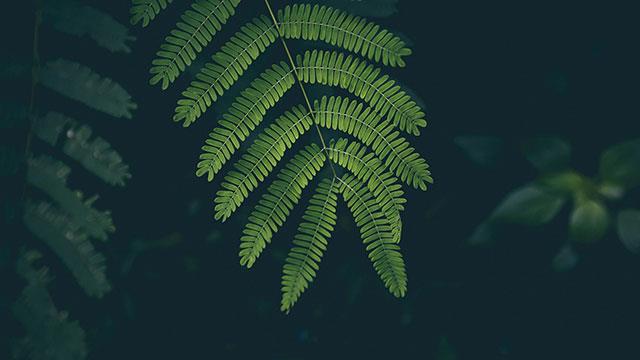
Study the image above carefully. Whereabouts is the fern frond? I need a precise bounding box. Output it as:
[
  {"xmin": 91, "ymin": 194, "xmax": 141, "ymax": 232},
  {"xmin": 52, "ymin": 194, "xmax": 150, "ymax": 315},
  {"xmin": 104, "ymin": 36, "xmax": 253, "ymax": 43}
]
[
  {"xmin": 44, "ymin": 0, "xmax": 135, "ymax": 53},
  {"xmin": 196, "ymin": 52, "xmax": 430, "ymax": 181},
  {"xmin": 40, "ymin": 59, "xmax": 137, "ymax": 119},
  {"xmin": 279, "ymin": 4, "xmax": 410, "ymax": 67},
  {"xmin": 337, "ymin": 174, "xmax": 407, "ymax": 297},
  {"xmin": 297, "ymin": 50, "xmax": 426, "ymax": 135},
  {"xmin": 196, "ymin": 62, "xmax": 296, "ymax": 180},
  {"xmin": 27, "ymin": 156, "xmax": 115, "ymax": 241},
  {"xmin": 326, "ymin": 138, "xmax": 404, "ymax": 242},
  {"xmin": 214, "ymin": 105, "xmax": 313, "ymax": 221},
  {"xmin": 33, "ymin": 112, "xmax": 131, "ymax": 186},
  {"xmin": 23, "ymin": 201, "xmax": 111, "ymax": 298},
  {"xmin": 149, "ymin": 0, "xmax": 242, "ymax": 89},
  {"xmin": 14, "ymin": 251, "xmax": 88, "ymax": 360},
  {"xmin": 130, "ymin": 0, "xmax": 174, "ymax": 27},
  {"xmin": 239, "ymin": 144, "xmax": 326, "ymax": 268},
  {"xmin": 315, "ymin": 96, "xmax": 432, "ymax": 190},
  {"xmin": 281, "ymin": 177, "xmax": 338, "ymax": 313},
  {"xmin": 174, "ymin": 4, "xmax": 411, "ymax": 126}
]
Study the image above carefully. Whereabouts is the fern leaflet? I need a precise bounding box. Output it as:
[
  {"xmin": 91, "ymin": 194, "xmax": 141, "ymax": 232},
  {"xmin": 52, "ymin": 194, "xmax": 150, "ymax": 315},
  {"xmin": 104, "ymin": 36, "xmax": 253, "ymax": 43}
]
[
  {"xmin": 281, "ymin": 177, "xmax": 338, "ymax": 313},
  {"xmin": 130, "ymin": 0, "xmax": 174, "ymax": 27},
  {"xmin": 149, "ymin": 0, "xmax": 242, "ymax": 89}
]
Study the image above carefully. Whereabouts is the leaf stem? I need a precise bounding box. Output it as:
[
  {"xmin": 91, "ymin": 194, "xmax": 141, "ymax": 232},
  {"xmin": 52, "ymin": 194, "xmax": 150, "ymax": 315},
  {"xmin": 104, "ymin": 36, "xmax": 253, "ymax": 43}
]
[{"xmin": 263, "ymin": 0, "xmax": 337, "ymax": 177}]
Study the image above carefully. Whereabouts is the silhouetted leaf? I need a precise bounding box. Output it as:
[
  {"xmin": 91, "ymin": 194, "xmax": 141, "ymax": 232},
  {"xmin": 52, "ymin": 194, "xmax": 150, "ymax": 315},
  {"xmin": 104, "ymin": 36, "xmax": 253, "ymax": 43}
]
[
  {"xmin": 454, "ymin": 135, "xmax": 504, "ymax": 168},
  {"xmin": 491, "ymin": 185, "xmax": 566, "ymax": 226},
  {"xmin": 552, "ymin": 244, "xmax": 579, "ymax": 272},
  {"xmin": 599, "ymin": 138, "xmax": 640, "ymax": 189},
  {"xmin": 522, "ymin": 136, "xmax": 571, "ymax": 173},
  {"xmin": 569, "ymin": 199, "xmax": 609, "ymax": 244},
  {"xmin": 617, "ymin": 209, "xmax": 640, "ymax": 254}
]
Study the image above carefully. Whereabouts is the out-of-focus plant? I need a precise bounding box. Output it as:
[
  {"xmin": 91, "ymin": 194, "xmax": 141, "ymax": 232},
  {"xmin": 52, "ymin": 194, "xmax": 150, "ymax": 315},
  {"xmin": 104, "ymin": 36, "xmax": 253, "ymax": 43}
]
[
  {"xmin": 465, "ymin": 136, "xmax": 640, "ymax": 269},
  {"xmin": 2, "ymin": 1, "xmax": 135, "ymax": 358}
]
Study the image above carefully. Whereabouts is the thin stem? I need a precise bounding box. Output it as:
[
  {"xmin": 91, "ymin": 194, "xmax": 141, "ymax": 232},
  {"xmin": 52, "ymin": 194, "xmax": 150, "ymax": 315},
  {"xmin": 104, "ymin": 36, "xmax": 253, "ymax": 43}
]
[
  {"xmin": 21, "ymin": 0, "xmax": 42, "ymax": 203},
  {"xmin": 263, "ymin": 0, "xmax": 337, "ymax": 177}
]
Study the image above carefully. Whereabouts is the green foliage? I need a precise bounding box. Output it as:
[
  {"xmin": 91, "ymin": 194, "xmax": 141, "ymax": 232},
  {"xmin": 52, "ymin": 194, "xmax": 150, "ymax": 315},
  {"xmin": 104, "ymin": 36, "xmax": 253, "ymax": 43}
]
[
  {"xmin": 134, "ymin": 0, "xmax": 431, "ymax": 311},
  {"xmin": 490, "ymin": 184, "xmax": 566, "ymax": 226},
  {"xmin": 149, "ymin": 0, "xmax": 243, "ymax": 89},
  {"xmin": 13, "ymin": 251, "xmax": 88, "ymax": 360},
  {"xmin": 472, "ymin": 136, "xmax": 640, "ymax": 265},
  {"xmin": 33, "ymin": 112, "xmax": 131, "ymax": 186},
  {"xmin": 130, "ymin": 0, "xmax": 174, "ymax": 27},
  {"xmin": 174, "ymin": 4, "xmax": 411, "ymax": 126},
  {"xmin": 337, "ymin": 174, "xmax": 407, "ymax": 297},
  {"xmin": 569, "ymin": 198, "xmax": 609, "ymax": 244},
  {"xmin": 281, "ymin": 178, "xmax": 338, "ymax": 313},
  {"xmin": 23, "ymin": 201, "xmax": 112, "ymax": 297},
  {"xmin": 522, "ymin": 136, "xmax": 571, "ymax": 173}
]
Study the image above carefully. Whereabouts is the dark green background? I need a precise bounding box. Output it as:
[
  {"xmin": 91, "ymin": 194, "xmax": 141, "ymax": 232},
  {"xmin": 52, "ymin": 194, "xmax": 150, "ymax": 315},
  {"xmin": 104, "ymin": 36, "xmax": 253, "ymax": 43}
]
[{"xmin": 2, "ymin": 1, "xmax": 639, "ymax": 359}]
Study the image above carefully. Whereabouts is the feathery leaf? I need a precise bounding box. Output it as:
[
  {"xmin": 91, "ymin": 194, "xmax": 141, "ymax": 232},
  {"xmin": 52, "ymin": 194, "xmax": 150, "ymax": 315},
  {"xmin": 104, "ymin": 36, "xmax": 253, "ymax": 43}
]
[
  {"xmin": 149, "ymin": 0, "xmax": 242, "ymax": 89},
  {"xmin": 239, "ymin": 144, "xmax": 326, "ymax": 268},
  {"xmin": 130, "ymin": 0, "xmax": 174, "ymax": 27},
  {"xmin": 281, "ymin": 177, "xmax": 338, "ymax": 313},
  {"xmin": 174, "ymin": 4, "xmax": 411, "ymax": 126},
  {"xmin": 337, "ymin": 174, "xmax": 407, "ymax": 297}
]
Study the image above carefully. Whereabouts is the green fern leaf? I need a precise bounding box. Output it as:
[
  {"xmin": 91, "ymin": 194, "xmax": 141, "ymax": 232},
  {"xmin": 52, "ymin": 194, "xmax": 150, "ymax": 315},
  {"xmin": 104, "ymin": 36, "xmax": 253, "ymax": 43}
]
[
  {"xmin": 40, "ymin": 59, "xmax": 137, "ymax": 119},
  {"xmin": 33, "ymin": 112, "xmax": 131, "ymax": 186},
  {"xmin": 174, "ymin": 4, "xmax": 411, "ymax": 126},
  {"xmin": 44, "ymin": 0, "xmax": 135, "ymax": 53},
  {"xmin": 297, "ymin": 50, "xmax": 426, "ymax": 135},
  {"xmin": 337, "ymin": 174, "xmax": 407, "ymax": 297},
  {"xmin": 281, "ymin": 177, "xmax": 338, "ymax": 313},
  {"xmin": 130, "ymin": 0, "xmax": 174, "ymax": 27},
  {"xmin": 314, "ymin": 96, "xmax": 432, "ymax": 190},
  {"xmin": 326, "ymin": 138, "xmax": 405, "ymax": 242},
  {"xmin": 196, "ymin": 62, "xmax": 296, "ymax": 180},
  {"xmin": 214, "ymin": 105, "xmax": 313, "ymax": 221},
  {"xmin": 239, "ymin": 144, "xmax": 326, "ymax": 268},
  {"xmin": 23, "ymin": 201, "xmax": 111, "ymax": 298},
  {"xmin": 149, "ymin": 0, "xmax": 242, "ymax": 89},
  {"xmin": 197, "ymin": 51, "xmax": 428, "ymax": 181}
]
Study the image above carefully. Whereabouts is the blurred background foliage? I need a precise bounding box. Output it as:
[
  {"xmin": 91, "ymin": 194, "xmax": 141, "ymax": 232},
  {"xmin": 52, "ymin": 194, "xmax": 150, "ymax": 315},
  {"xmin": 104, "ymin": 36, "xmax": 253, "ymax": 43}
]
[{"xmin": 1, "ymin": 0, "xmax": 639, "ymax": 359}]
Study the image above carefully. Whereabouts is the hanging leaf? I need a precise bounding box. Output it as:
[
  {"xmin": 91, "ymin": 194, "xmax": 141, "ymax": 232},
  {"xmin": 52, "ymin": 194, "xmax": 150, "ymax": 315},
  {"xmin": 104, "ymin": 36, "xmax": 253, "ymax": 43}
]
[
  {"xmin": 13, "ymin": 251, "xmax": 88, "ymax": 360},
  {"xmin": 40, "ymin": 59, "xmax": 137, "ymax": 119},
  {"xmin": 522, "ymin": 136, "xmax": 571, "ymax": 173},
  {"xmin": 617, "ymin": 209, "xmax": 640, "ymax": 254},
  {"xmin": 33, "ymin": 112, "xmax": 131, "ymax": 186},
  {"xmin": 43, "ymin": 0, "xmax": 135, "ymax": 53},
  {"xmin": 491, "ymin": 185, "xmax": 566, "ymax": 226},
  {"xmin": 599, "ymin": 138, "xmax": 640, "ymax": 189},
  {"xmin": 569, "ymin": 198, "xmax": 610, "ymax": 244}
]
